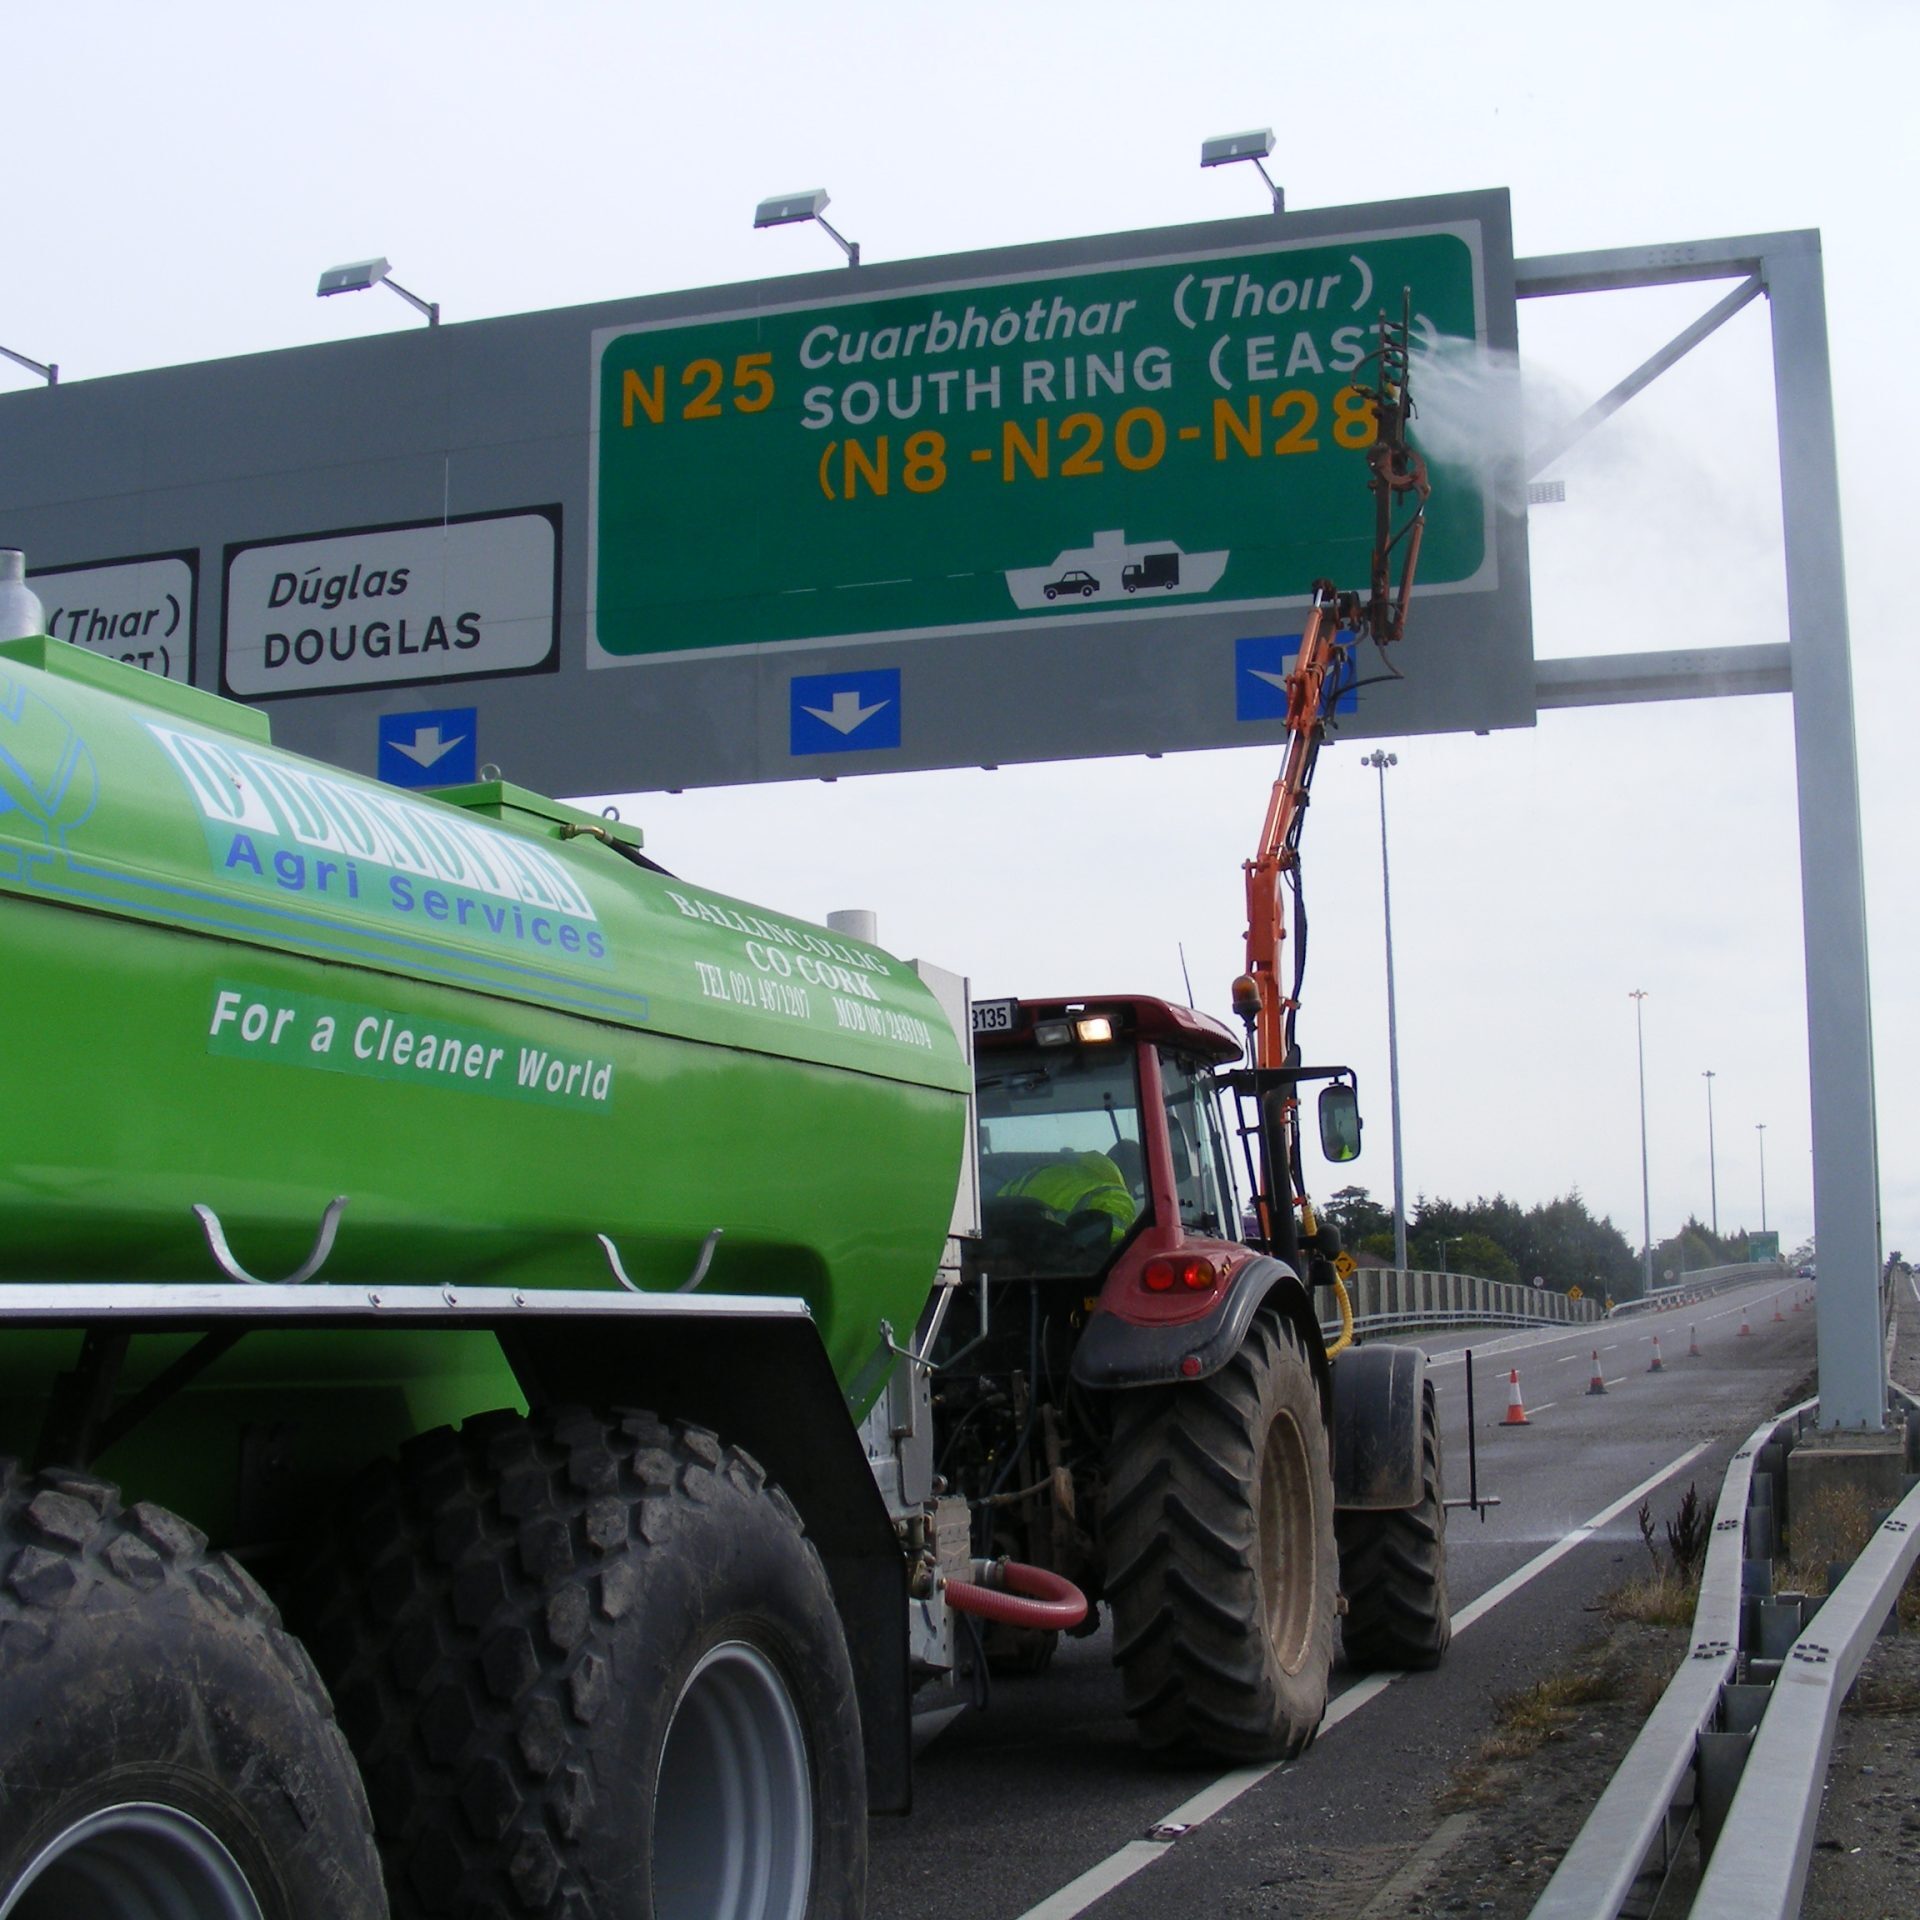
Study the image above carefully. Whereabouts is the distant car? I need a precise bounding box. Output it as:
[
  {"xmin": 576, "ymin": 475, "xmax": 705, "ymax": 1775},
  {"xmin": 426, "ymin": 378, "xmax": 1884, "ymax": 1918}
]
[
  {"xmin": 1044, "ymin": 570, "xmax": 1099, "ymax": 600},
  {"xmin": 1797, "ymin": 1263, "xmax": 1815, "ymax": 1278}
]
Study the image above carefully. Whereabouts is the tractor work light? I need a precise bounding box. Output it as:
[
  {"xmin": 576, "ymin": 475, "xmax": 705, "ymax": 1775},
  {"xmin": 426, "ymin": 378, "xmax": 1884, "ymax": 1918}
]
[
  {"xmin": 1073, "ymin": 1016, "xmax": 1116, "ymax": 1044},
  {"xmin": 1034, "ymin": 1020, "xmax": 1072, "ymax": 1047}
]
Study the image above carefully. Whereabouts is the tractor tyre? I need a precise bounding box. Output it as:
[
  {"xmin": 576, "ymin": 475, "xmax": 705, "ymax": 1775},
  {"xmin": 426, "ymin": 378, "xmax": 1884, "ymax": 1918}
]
[
  {"xmin": 1103, "ymin": 1310, "xmax": 1336, "ymax": 1761},
  {"xmin": 0, "ymin": 1458, "xmax": 384, "ymax": 1920},
  {"xmin": 293, "ymin": 1407, "xmax": 865, "ymax": 1920},
  {"xmin": 1336, "ymin": 1381, "xmax": 1452, "ymax": 1672}
]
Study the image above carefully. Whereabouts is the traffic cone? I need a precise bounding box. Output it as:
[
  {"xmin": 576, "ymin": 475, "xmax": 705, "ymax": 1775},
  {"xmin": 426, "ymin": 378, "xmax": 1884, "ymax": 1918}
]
[
  {"xmin": 1688, "ymin": 1324, "xmax": 1701, "ymax": 1358},
  {"xmin": 1587, "ymin": 1350, "xmax": 1608, "ymax": 1395},
  {"xmin": 1502, "ymin": 1368, "xmax": 1531, "ymax": 1426},
  {"xmin": 1793, "ymin": 1294, "xmax": 1802, "ymax": 1312},
  {"xmin": 1772, "ymin": 1295, "xmax": 1786, "ymax": 1323},
  {"xmin": 1739, "ymin": 1307, "xmax": 1752, "ymax": 1337},
  {"xmin": 1649, "ymin": 1335, "xmax": 1664, "ymax": 1374}
]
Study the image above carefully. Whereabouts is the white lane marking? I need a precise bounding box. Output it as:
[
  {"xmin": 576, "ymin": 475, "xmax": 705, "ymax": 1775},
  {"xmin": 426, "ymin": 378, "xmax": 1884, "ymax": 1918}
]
[
  {"xmin": 1557, "ymin": 1354, "xmax": 1579, "ymax": 1364},
  {"xmin": 1012, "ymin": 1441, "xmax": 1711, "ymax": 1919},
  {"xmin": 1529, "ymin": 1401, "xmax": 1559, "ymax": 1414},
  {"xmin": 1450, "ymin": 1443, "xmax": 1710, "ymax": 1632}
]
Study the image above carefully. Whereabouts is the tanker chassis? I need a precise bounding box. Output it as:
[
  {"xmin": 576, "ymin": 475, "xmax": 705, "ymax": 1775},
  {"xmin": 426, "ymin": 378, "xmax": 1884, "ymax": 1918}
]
[{"xmin": 0, "ymin": 555, "xmax": 1450, "ymax": 1919}]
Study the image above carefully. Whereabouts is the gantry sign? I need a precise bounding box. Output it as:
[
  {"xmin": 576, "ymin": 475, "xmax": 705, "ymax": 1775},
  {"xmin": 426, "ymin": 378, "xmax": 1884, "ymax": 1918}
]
[{"xmin": 0, "ymin": 190, "xmax": 1527, "ymax": 795}]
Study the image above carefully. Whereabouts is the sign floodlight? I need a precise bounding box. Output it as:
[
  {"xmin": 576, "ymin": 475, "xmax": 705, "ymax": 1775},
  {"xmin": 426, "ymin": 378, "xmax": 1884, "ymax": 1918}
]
[
  {"xmin": 754, "ymin": 189, "xmax": 859, "ymax": 267},
  {"xmin": 316, "ymin": 257, "xmax": 440, "ymax": 327},
  {"xmin": 1199, "ymin": 128, "xmax": 1282, "ymax": 212}
]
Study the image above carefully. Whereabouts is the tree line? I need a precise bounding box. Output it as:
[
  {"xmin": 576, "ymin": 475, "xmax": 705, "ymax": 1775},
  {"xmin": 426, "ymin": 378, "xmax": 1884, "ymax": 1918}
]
[{"xmin": 1320, "ymin": 1187, "xmax": 1781, "ymax": 1301}]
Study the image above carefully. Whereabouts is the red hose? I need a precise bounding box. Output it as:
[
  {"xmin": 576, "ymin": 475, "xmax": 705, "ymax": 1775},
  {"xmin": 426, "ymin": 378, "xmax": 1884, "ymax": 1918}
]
[{"xmin": 944, "ymin": 1559, "xmax": 1088, "ymax": 1632}]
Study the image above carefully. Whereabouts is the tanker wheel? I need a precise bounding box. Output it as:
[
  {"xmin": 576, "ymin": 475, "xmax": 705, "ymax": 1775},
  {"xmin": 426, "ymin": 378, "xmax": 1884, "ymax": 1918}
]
[
  {"xmin": 293, "ymin": 1407, "xmax": 865, "ymax": 1920},
  {"xmin": 0, "ymin": 1458, "xmax": 384, "ymax": 1920},
  {"xmin": 1335, "ymin": 1381, "xmax": 1452, "ymax": 1672},
  {"xmin": 1103, "ymin": 1309, "xmax": 1335, "ymax": 1761}
]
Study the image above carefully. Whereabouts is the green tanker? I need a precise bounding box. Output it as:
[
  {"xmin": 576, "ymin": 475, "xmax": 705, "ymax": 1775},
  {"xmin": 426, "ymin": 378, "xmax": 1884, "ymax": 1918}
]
[
  {"xmin": 0, "ymin": 629, "xmax": 968, "ymax": 1385},
  {"xmin": 0, "ymin": 592, "xmax": 971, "ymax": 1920}
]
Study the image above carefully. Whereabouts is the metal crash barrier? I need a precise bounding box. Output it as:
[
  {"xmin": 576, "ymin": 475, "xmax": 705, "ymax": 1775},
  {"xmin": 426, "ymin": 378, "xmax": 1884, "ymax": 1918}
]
[{"xmin": 1531, "ymin": 1382, "xmax": 1920, "ymax": 1920}]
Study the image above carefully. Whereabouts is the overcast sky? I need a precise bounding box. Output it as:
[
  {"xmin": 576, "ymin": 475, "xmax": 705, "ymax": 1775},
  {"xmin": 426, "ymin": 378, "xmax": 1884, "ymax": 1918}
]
[{"xmin": 8, "ymin": 0, "xmax": 1913, "ymax": 1262}]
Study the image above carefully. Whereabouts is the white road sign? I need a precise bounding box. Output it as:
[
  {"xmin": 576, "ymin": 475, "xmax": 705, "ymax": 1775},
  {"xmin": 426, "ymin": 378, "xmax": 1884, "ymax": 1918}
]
[
  {"xmin": 222, "ymin": 510, "xmax": 557, "ymax": 698},
  {"xmin": 28, "ymin": 554, "xmax": 196, "ymax": 682}
]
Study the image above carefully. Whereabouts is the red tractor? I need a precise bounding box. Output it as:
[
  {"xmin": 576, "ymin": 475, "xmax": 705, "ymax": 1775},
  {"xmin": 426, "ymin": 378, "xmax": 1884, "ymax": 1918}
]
[{"xmin": 932, "ymin": 992, "xmax": 1450, "ymax": 1758}]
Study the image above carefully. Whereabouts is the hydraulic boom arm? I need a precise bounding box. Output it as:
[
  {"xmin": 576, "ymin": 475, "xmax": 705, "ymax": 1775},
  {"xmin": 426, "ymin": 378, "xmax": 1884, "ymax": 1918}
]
[{"xmin": 1232, "ymin": 297, "xmax": 1432, "ymax": 1229}]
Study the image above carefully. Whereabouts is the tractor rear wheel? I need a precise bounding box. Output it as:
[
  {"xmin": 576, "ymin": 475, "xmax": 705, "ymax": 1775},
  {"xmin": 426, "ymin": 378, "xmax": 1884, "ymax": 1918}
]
[
  {"xmin": 1103, "ymin": 1309, "xmax": 1336, "ymax": 1761},
  {"xmin": 1336, "ymin": 1380, "xmax": 1452, "ymax": 1671},
  {"xmin": 294, "ymin": 1407, "xmax": 865, "ymax": 1920}
]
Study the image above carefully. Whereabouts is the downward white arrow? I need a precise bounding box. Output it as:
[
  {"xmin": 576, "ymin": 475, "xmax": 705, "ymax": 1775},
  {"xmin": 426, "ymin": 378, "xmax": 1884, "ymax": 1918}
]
[
  {"xmin": 802, "ymin": 690, "xmax": 890, "ymax": 735},
  {"xmin": 1248, "ymin": 664, "xmax": 1297, "ymax": 692},
  {"xmin": 391, "ymin": 725, "xmax": 466, "ymax": 768}
]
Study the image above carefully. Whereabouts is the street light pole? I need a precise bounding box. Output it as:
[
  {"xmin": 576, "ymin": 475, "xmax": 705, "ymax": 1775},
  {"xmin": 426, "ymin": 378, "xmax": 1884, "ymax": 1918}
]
[
  {"xmin": 1631, "ymin": 991, "xmax": 1653, "ymax": 1294},
  {"xmin": 1702, "ymin": 1069, "xmax": 1718, "ymax": 1237},
  {"xmin": 1757, "ymin": 1123, "xmax": 1768, "ymax": 1234},
  {"xmin": 1361, "ymin": 749, "xmax": 1406, "ymax": 1271}
]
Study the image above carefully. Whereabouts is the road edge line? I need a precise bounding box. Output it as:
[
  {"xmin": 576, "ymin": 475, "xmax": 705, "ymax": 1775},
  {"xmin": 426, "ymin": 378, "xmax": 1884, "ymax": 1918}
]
[{"xmin": 1011, "ymin": 1441, "xmax": 1711, "ymax": 1920}]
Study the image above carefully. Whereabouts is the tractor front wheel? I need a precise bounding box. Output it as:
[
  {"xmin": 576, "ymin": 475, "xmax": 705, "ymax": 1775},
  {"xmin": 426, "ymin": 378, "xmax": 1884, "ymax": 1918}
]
[{"xmin": 1336, "ymin": 1380, "xmax": 1452, "ymax": 1671}]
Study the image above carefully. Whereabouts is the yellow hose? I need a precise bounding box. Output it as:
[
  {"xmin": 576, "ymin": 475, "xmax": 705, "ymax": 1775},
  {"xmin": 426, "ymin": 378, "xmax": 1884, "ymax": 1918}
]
[{"xmin": 1324, "ymin": 1272, "xmax": 1354, "ymax": 1359}]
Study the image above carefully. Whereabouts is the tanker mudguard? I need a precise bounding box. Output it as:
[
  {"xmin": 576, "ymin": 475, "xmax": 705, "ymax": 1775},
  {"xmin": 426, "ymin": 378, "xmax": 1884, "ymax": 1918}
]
[
  {"xmin": 1070, "ymin": 1255, "xmax": 1307, "ymax": 1390},
  {"xmin": 1329, "ymin": 1341, "xmax": 1429, "ymax": 1510}
]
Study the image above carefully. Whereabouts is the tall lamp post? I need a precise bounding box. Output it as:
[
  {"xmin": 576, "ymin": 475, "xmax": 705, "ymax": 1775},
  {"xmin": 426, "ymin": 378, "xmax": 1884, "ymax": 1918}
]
[
  {"xmin": 1756, "ymin": 1123, "xmax": 1768, "ymax": 1234},
  {"xmin": 1702, "ymin": 1069, "xmax": 1719, "ymax": 1237},
  {"xmin": 1361, "ymin": 749, "xmax": 1407, "ymax": 1271},
  {"xmin": 1630, "ymin": 990, "xmax": 1653, "ymax": 1294}
]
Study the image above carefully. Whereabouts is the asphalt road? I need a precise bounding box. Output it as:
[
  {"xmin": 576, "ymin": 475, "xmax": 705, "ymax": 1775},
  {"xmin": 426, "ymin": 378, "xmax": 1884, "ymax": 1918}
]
[{"xmin": 868, "ymin": 1274, "xmax": 1820, "ymax": 1920}]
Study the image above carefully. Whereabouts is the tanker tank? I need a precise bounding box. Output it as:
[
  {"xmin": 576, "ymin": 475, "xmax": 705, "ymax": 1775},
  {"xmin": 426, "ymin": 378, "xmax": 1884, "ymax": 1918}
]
[{"xmin": 0, "ymin": 625, "xmax": 971, "ymax": 1406}]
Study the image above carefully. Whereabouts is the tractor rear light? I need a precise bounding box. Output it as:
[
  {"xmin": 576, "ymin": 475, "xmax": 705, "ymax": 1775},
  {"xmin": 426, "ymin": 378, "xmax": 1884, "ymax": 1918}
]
[
  {"xmin": 1143, "ymin": 1254, "xmax": 1217, "ymax": 1293},
  {"xmin": 1179, "ymin": 1355, "xmax": 1202, "ymax": 1378}
]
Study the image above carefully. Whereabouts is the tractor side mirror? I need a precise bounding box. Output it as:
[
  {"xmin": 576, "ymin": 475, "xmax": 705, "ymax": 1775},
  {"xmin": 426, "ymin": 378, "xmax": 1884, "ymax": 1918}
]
[{"xmin": 1318, "ymin": 1082, "xmax": 1362, "ymax": 1163}]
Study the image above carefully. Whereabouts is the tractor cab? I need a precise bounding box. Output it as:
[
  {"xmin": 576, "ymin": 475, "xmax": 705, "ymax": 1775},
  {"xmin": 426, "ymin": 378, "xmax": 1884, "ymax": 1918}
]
[{"xmin": 970, "ymin": 995, "xmax": 1247, "ymax": 1287}]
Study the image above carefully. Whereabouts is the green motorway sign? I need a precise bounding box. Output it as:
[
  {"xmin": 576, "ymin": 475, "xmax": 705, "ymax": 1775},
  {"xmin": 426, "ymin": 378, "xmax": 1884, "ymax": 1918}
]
[{"xmin": 591, "ymin": 224, "xmax": 1490, "ymax": 662}]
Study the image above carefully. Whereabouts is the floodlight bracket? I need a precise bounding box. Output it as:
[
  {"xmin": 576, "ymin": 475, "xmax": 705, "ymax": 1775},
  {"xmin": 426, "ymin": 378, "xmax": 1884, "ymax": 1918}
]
[{"xmin": 1, "ymin": 344, "xmax": 57, "ymax": 386}]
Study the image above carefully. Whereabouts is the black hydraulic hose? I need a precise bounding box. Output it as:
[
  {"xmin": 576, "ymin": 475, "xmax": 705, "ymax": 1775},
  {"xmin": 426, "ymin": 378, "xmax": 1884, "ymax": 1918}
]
[{"xmin": 558, "ymin": 820, "xmax": 677, "ymax": 877}]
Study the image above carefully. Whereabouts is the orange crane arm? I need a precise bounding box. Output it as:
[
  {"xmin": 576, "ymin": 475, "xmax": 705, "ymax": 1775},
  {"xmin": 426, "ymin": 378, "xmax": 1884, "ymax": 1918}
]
[
  {"xmin": 1232, "ymin": 297, "xmax": 1432, "ymax": 1222},
  {"xmin": 1235, "ymin": 582, "xmax": 1352, "ymax": 1073}
]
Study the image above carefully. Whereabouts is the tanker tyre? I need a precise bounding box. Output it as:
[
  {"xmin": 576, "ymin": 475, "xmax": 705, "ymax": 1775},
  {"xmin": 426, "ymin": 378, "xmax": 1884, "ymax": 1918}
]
[
  {"xmin": 1103, "ymin": 1310, "xmax": 1336, "ymax": 1762},
  {"xmin": 294, "ymin": 1408, "xmax": 865, "ymax": 1920},
  {"xmin": 0, "ymin": 1458, "xmax": 385, "ymax": 1920},
  {"xmin": 1335, "ymin": 1383, "xmax": 1452, "ymax": 1672}
]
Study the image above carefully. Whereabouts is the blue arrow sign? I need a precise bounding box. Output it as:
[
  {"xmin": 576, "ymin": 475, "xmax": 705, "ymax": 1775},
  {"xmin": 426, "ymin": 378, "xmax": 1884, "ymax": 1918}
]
[
  {"xmin": 790, "ymin": 668, "xmax": 902, "ymax": 756},
  {"xmin": 1234, "ymin": 635, "xmax": 1358, "ymax": 723},
  {"xmin": 378, "ymin": 707, "xmax": 478, "ymax": 788}
]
